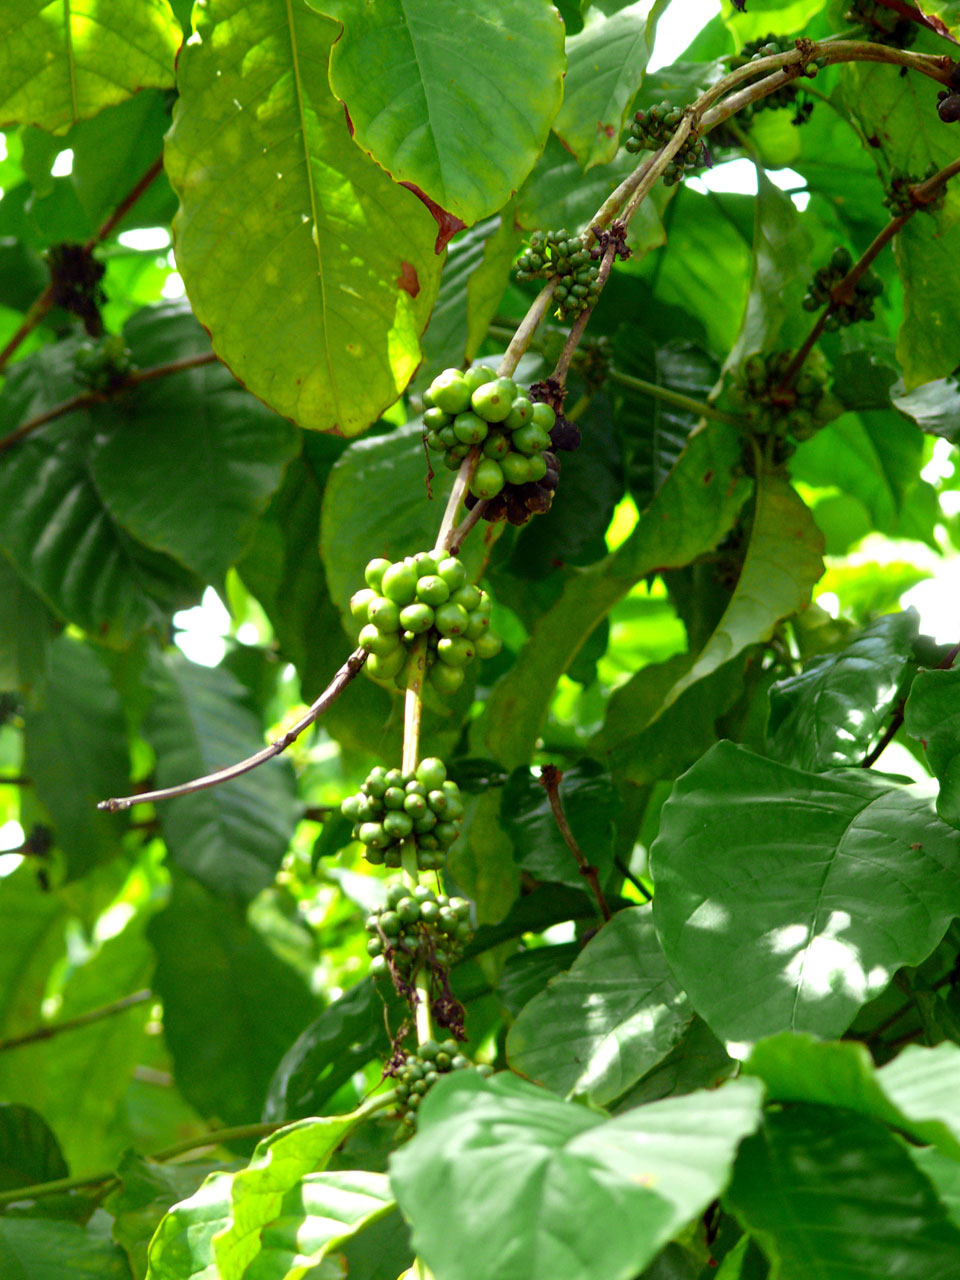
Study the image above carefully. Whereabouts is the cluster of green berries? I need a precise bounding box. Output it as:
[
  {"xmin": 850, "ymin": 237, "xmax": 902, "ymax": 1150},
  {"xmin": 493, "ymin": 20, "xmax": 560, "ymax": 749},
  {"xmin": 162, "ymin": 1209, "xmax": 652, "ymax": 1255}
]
[
  {"xmin": 624, "ymin": 103, "xmax": 704, "ymax": 185},
  {"xmin": 802, "ymin": 247, "xmax": 884, "ymax": 328},
  {"xmin": 727, "ymin": 351, "xmax": 835, "ymax": 442},
  {"xmin": 72, "ymin": 334, "xmax": 133, "ymax": 392},
  {"xmin": 882, "ymin": 165, "xmax": 945, "ymax": 217},
  {"xmin": 514, "ymin": 229, "xmax": 601, "ymax": 320},
  {"xmin": 422, "ymin": 366, "xmax": 557, "ymax": 498},
  {"xmin": 847, "ymin": 0, "xmax": 917, "ymax": 47},
  {"xmin": 366, "ymin": 883, "xmax": 473, "ymax": 980},
  {"xmin": 341, "ymin": 758, "xmax": 464, "ymax": 870},
  {"xmin": 392, "ymin": 1040, "xmax": 493, "ymax": 1126},
  {"xmin": 352, "ymin": 553, "xmax": 500, "ymax": 695},
  {"xmin": 726, "ymin": 38, "xmax": 814, "ymax": 126}
]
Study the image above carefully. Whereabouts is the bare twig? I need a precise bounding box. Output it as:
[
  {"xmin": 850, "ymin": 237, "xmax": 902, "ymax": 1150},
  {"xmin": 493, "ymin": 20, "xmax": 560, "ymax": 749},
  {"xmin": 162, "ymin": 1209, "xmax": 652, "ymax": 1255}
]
[
  {"xmin": 539, "ymin": 765, "xmax": 612, "ymax": 922},
  {"xmin": 0, "ymin": 351, "xmax": 220, "ymax": 456},
  {"xmin": 99, "ymin": 648, "xmax": 368, "ymax": 811},
  {"xmin": 614, "ymin": 855, "xmax": 653, "ymax": 902},
  {"xmin": 0, "ymin": 990, "xmax": 153, "ymax": 1055},
  {"xmin": 447, "ymin": 498, "xmax": 489, "ymax": 554}
]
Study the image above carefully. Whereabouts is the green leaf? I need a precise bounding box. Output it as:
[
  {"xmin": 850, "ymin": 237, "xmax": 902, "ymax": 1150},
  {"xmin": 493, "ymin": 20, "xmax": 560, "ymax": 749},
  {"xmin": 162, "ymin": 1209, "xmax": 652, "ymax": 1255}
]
[
  {"xmin": 500, "ymin": 760, "xmax": 618, "ymax": 891},
  {"xmin": 90, "ymin": 304, "xmax": 301, "ymax": 585},
  {"xmin": 390, "ymin": 1072, "xmax": 764, "ymax": 1280},
  {"xmin": 506, "ymin": 905, "xmax": 692, "ymax": 1105},
  {"xmin": 651, "ymin": 742, "xmax": 960, "ymax": 1042},
  {"xmin": 212, "ymin": 1114, "xmax": 372, "ymax": 1280},
  {"xmin": 0, "ymin": 555, "xmax": 60, "ymax": 694},
  {"xmin": 313, "ymin": 0, "xmax": 565, "ymax": 226},
  {"xmin": 896, "ymin": 193, "xmax": 960, "ymax": 390},
  {"xmin": 465, "ymin": 211, "xmax": 525, "ymax": 362},
  {"xmin": 767, "ymin": 609, "xmax": 919, "ymax": 771},
  {"xmin": 905, "ymin": 666, "xmax": 960, "ymax": 828},
  {"xmin": 612, "ymin": 1016, "xmax": 735, "ymax": 1110},
  {"xmin": 165, "ymin": 1, "xmax": 442, "ymax": 434},
  {"xmin": 107, "ymin": 1154, "xmax": 221, "ymax": 1280},
  {"xmin": 419, "ymin": 219, "xmax": 501, "ymax": 376},
  {"xmin": 553, "ymin": 0, "xmax": 662, "ymax": 171},
  {"xmin": 0, "ymin": 1215, "xmax": 132, "ymax": 1280},
  {"xmin": 321, "ymin": 421, "xmax": 487, "ymax": 626},
  {"xmin": 476, "ymin": 422, "xmax": 750, "ymax": 769},
  {"xmin": 0, "ymin": 866, "xmax": 69, "ymax": 1042},
  {"xmin": 894, "ymin": 374, "xmax": 960, "ymax": 443},
  {"xmin": 728, "ymin": 172, "xmax": 813, "ymax": 368},
  {"xmin": 0, "ymin": 0, "xmax": 179, "ymax": 134},
  {"xmin": 912, "ymin": 1147, "xmax": 960, "ymax": 1231},
  {"xmin": 23, "ymin": 635, "xmax": 129, "ymax": 878},
  {"xmin": 0, "ymin": 1104, "xmax": 68, "ymax": 1192},
  {"xmin": 145, "ymin": 1170, "xmax": 234, "ymax": 1280},
  {"xmin": 0, "ymin": 341, "xmax": 201, "ymax": 643},
  {"xmin": 654, "ymin": 473, "xmax": 824, "ymax": 717},
  {"xmin": 142, "ymin": 653, "xmax": 298, "ymax": 903},
  {"xmin": 243, "ymin": 1170, "xmax": 394, "ymax": 1280},
  {"xmin": 148, "ymin": 877, "xmax": 315, "ymax": 1125},
  {"xmin": 496, "ymin": 942, "xmax": 580, "ymax": 1016},
  {"xmin": 727, "ymin": 1105, "xmax": 960, "ymax": 1278}
]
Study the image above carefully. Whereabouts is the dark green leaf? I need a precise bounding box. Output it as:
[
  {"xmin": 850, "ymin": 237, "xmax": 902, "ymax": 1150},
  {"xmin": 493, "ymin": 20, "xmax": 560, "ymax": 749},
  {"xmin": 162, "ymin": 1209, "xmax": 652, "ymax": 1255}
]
[
  {"xmin": 612, "ymin": 1017, "xmax": 735, "ymax": 1110},
  {"xmin": 0, "ymin": 554, "xmax": 60, "ymax": 694},
  {"xmin": 500, "ymin": 760, "xmax": 618, "ymax": 891},
  {"xmin": 905, "ymin": 666, "xmax": 960, "ymax": 828},
  {"xmin": 148, "ymin": 877, "xmax": 315, "ymax": 1125},
  {"xmin": 651, "ymin": 741, "xmax": 960, "ymax": 1041},
  {"xmin": 390, "ymin": 1072, "xmax": 764, "ymax": 1280},
  {"xmin": 728, "ymin": 1106, "xmax": 960, "ymax": 1278},
  {"xmin": 767, "ymin": 609, "xmax": 919, "ymax": 771},
  {"xmin": 506, "ymin": 906, "xmax": 692, "ymax": 1105},
  {"xmin": 0, "ymin": 1215, "xmax": 132, "ymax": 1280},
  {"xmin": 106, "ymin": 1154, "xmax": 220, "ymax": 1280},
  {"xmin": 0, "ymin": 1104, "xmax": 68, "ymax": 1192},
  {"xmin": 496, "ymin": 943, "xmax": 579, "ymax": 1017},
  {"xmin": 142, "ymin": 653, "xmax": 298, "ymax": 902}
]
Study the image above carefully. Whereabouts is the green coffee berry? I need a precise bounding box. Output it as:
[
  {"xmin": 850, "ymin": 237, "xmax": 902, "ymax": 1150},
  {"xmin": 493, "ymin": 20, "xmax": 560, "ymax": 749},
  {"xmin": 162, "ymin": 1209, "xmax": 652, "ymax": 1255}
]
[
  {"xmin": 471, "ymin": 378, "xmax": 518, "ymax": 423},
  {"xmin": 365, "ymin": 558, "xmax": 391, "ymax": 590},
  {"xmin": 469, "ymin": 459, "xmax": 505, "ymax": 500},
  {"xmin": 381, "ymin": 561, "xmax": 419, "ymax": 605}
]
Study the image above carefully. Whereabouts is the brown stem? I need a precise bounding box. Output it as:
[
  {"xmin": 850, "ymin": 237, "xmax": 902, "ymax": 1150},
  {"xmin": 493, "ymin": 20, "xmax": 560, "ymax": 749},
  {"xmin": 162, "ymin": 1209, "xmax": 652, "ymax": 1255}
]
[
  {"xmin": 447, "ymin": 498, "xmax": 489, "ymax": 555},
  {"xmin": 0, "ymin": 990, "xmax": 153, "ymax": 1055},
  {"xmin": 0, "ymin": 775, "xmax": 31, "ymax": 786},
  {"xmin": 0, "ymin": 155, "xmax": 165, "ymax": 376},
  {"xmin": 0, "ymin": 351, "xmax": 221, "ymax": 456},
  {"xmin": 539, "ymin": 765, "xmax": 612, "ymax": 922},
  {"xmin": 99, "ymin": 647, "xmax": 367, "ymax": 811}
]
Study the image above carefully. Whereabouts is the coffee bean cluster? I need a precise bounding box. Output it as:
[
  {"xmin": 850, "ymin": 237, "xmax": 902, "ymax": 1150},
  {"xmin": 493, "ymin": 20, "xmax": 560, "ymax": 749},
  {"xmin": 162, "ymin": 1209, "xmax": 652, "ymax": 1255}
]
[
  {"xmin": 624, "ymin": 103, "xmax": 704, "ymax": 185},
  {"xmin": 73, "ymin": 334, "xmax": 133, "ymax": 392},
  {"xmin": 802, "ymin": 247, "xmax": 884, "ymax": 328},
  {"xmin": 847, "ymin": 0, "xmax": 917, "ymax": 47},
  {"xmin": 515, "ymin": 229, "xmax": 601, "ymax": 321},
  {"xmin": 366, "ymin": 883, "xmax": 473, "ymax": 981},
  {"xmin": 422, "ymin": 366, "xmax": 556, "ymax": 498},
  {"xmin": 351, "ymin": 553, "xmax": 500, "ymax": 696},
  {"xmin": 729, "ymin": 37, "xmax": 814, "ymax": 124},
  {"xmin": 341, "ymin": 758, "xmax": 464, "ymax": 870},
  {"xmin": 727, "ymin": 351, "xmax": 834, "ymax": 442},
  {"xmin": 391, "ymin": 1040, "xmax": 493, "ymax": 1126},
  {"xmin": 882, "ymin": 164, "xmax": 944, "ymax": 217}
]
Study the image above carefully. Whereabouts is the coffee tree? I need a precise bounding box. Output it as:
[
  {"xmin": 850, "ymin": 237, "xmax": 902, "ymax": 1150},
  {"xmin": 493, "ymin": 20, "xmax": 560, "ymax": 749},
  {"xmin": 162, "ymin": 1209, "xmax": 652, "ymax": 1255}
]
[{"xmin": 2, "ymin": 0, "xmax": 960, "ymax": 1276}]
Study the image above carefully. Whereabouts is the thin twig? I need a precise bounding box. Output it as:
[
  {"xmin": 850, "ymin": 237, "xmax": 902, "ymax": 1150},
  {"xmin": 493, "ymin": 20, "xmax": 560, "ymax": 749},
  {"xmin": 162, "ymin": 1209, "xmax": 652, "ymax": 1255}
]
[
  {"xmin": 447, "ymin": 497, "xmax": 489, "ymax": 554},
  {"xmin": 614, "ymin": 855, "xmax": 653, "ymax": 902},
  {"xmin": 539, "ymin": 765, "xmax": 612, "ymax": 922},
  {"xmin": 498, "ymin": 280, "xmax": 556, "ymax": 379},
  {"xmin": 0, "ymin": 352, "xmax": 220, "ymax": 456},
  {"xmin": 434, "ymin": 445, "xmax": 481, "ymax": 553},
  {"xmin": 99, "ymin": 648, "xmax": 368, "ymax": 811},
  {"xmin": 0, "ymin": 154, "xmax": 165, "ymax": 376},
  {"xmin": 0, "ymin": 990, "xmax": 153, "ymax": 1055},
  {"xmin": 862, "ymin": 642, "xmax": 960, "ymax": 768},
  {"xmin": 0, "ymin": 775, "xmax": 31, "ymax": 786}
]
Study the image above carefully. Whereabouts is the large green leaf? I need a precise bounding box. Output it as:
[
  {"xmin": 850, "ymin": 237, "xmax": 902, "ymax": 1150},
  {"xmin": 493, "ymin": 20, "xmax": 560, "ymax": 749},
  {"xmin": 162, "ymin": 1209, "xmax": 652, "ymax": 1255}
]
[
  {"xmin": 165, "ymin": 1, "xmax": 442, "ymax": 434},
  {"xmin": 767, "ymin": 609, "xmax": 918, "ymax": 771},
  {"xmin": 243, "ymin": 1171, "xmax": 394, "ymax": 1280},
  {"xmin": 148, "ymin": 877, "xmax": 315, "ymax": 1125},
  {"xmin": 553, "ymin": 0, "xmax": 662, "ymax": 171},
  {"xmin": 107, "ymin": 1154, "xmax": 223, "ymax": 1280},
  {"xmin": 211, "ymin": 1114, "xmax": 369, "ymax": 1280},
  {"xmin": 728, "ymin": 1106, "xmax": 960, "ymax": 1278},
  {"xmin": 905, "ymin": 666, "xmax": 960, "ymax": 829},
  {"xmin": 0, "ymin": 866, "xmax": 68, "ymax": 1041},
  {"xmin": 743, "ymin": 1034, "xmax": 960, "ymax": 1161},
  {"xmin": 506, "ymin": 906, "xmax": 692, "ymax": 1105},
  {"xmin": 500, "ymin": 760, "xmax": 618, "ymax": 891},
  {"xmin": 390, "ymin": 1072, "xmax": 764, "ymax": 1280},
  {"xmin": 0, "ymin": 341, "xmax": 201, "ymax": 643},
  {"xmin": 142, "ymin": 653, "xmax": 298, "ymax": 903},
  {"xmin": 313, "ymin": 0, "xmax": 565, "ymax": 226},
  {"xmin": 0, "ymin": 554, "xmax": 59, "ymax": 694},
  {"xmin": 651, "ymin": 741, "xmax": 960, "ymax": 1043},
  {"xmin": 654, "ymin": 473, "xmax": 824, "ymax": 717},
  {"xmin": 23, "ymin": 635, "xmax": 129, "ymax": 878},
  {"xmin": 419, "ymin": 219, "xmax": 501, "ymax": 376},
  {"xmin": 0, "ymin": 1216, "xmax": 132, "ymax": 1280},
  {"xmin": 894, "ymin": 374, "xmax": 960, "ymax": 443},
  {"xmin": 896, "ymin": 193, "xmax": 960, "ymax": 390},
  {"xmin": 0, "ymin": 0, "xmax": 179, "ymax": 134},
  {"xmin": 476, "ymin": 422, "xmax": 750, "ymax": 769},
  {"xmin": 146, "ymin": 1170, "xmax": 234, "ymax": 1280},
  {"xmin": 91, "ymin": 304, "xmax": 300, "ymax": 585},
  {"xmin": 0, "ymin": 1104, "xmax": 68, "ymax": 1192}
]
